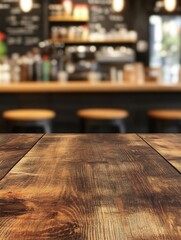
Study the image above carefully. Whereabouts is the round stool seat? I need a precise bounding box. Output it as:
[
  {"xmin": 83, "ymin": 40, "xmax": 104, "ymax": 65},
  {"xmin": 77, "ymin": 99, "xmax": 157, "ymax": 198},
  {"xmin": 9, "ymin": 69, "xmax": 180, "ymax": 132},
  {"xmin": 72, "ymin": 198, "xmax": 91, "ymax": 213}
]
[
  {"xmin": 3, "ymin": 109, "xmax": 56, "ymax": 122},
  {"xmin": 148, "ymin": 110, "xmax": 181, "ymax": 120},
  {"xmin": 3, "ymin": 109, "xmax": 56, "ymax": 133},
  {"xmin": 77, "ymin": 108, "xmax": 129, "ymax": 133},
  {"xmin": 77, "ymin": 108, "xmax": 129, "ymax": 120}
]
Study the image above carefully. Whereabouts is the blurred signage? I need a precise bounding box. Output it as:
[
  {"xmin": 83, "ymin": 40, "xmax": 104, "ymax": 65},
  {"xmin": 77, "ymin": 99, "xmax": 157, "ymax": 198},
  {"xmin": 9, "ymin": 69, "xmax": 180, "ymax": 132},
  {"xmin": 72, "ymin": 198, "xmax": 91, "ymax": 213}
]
[
  {"xmin": 89, "ymin": 1, "xmax": 126, "ymax": 32},
  {"xmin": 0, "ymin": 0, "xmax": 44, "ymax": 54}
]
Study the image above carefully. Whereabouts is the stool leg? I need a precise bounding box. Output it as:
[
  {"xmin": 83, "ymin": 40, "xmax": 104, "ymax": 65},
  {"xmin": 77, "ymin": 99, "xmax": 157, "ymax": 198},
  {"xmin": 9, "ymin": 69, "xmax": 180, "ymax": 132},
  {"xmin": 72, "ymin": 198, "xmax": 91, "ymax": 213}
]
[
  {"xmin": 42, "ymin": 121, "xmax": 52, "ymax": 134},
  {"xmin": 113, "ymin": 120, "xmax": 126, "ymax": 133},
  {"xmin": 118, "ymin": 121, "xmax": 126, "ymax": 133}
]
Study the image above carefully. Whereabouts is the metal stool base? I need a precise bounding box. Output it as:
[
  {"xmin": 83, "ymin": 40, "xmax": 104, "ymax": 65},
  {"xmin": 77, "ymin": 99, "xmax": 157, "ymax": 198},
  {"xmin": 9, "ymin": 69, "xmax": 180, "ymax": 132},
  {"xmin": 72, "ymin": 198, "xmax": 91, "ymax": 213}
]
[
  {"xmin": 5, "ymin": 120, "xmax": 53, "ymax": 134},
  {"xmin": 80, "ymin": 119, "xmax": 126, "ymax": 133}
]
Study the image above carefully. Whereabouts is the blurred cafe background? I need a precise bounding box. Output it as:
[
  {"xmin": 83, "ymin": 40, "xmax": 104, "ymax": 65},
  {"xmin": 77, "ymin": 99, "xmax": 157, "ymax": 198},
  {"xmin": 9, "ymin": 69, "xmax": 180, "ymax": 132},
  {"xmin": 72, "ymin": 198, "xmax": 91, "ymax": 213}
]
[{"xmin": 1, "ymin": 0, "xmax": 181, "ymax": 133}]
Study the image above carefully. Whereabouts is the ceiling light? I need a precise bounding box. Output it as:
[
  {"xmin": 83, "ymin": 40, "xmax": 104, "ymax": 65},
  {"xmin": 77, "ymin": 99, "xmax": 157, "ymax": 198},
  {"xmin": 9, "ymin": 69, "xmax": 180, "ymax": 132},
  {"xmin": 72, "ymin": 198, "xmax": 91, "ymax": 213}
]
[
  {"xmin": 19, "ymin": 0, "xmax": 33, "ymax": 13},
  {"xmin": 112, "ymin": 0, "xmax": 125, "ymax": 12},
  {"xmin": 164, "ymin": 0, "xmax": 177, "ymax": 12}
]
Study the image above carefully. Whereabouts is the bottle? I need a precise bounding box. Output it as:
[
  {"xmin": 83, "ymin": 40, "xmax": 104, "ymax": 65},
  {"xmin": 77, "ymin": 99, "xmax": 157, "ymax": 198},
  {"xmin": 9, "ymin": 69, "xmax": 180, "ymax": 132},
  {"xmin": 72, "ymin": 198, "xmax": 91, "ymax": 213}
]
[
  {"xmin": 62, "ymin": 0, "xmax": 73, "ymax": 15},
  {"xmin": 51, "ymin": 58, "xmax": 58, "ymax": 81},
  {"xmin": 35, "ymin": 54, "xmax": 42, "ymax": 81},
  {"xmin": 1, "ymin": 57, "xmax": 11, "ymax": 84},
  {"xmin": 110, "ymin": 67, "xmax": 117, "ymax": 83},
  {"xmin": 11, "ymin": 53, "xmax": 21, "ymax": 83},
  {"xmin": 0, "ymin": 32, "xmax": 7, "ymax": 61},
  {"xmin": 42, "ymin": 55, "xmax": 51, "ymax": 81},
  {"xmin": 32, "ymin": 48, "xmax": 42, "ymax": 81},
  {"xmin": 20, "ymin": 56, "xmax": 28, "ymax": 82},
  {"xmin": 58, "ymin": 49, "xmax": 68, "ymax": 82},
  {"xmin": 26, "ymin": 52, "xmax": 34, "ymax": 81},
  {"xmin": 0, "ymin": 61, "xmax": 2, "ymax": 83},
  {"xmin": 50, "ymin": 46, "xmax": 58, "ymax": 81}
]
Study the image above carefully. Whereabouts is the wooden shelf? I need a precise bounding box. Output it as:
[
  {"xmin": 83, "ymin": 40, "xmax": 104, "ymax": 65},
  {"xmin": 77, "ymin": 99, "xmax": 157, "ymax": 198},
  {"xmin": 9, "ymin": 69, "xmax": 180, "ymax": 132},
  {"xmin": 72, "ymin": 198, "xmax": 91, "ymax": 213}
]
[
  {"xmin": 0, "ymin": 82, "xmax": 180, "ymax": 93},
  {"xmin": 49, "ymin": 15, "xmax": 89, "ymax": 22},
  {"xmin": 50, "ymin": 38, "xmax": 137, "ymax": 45}
]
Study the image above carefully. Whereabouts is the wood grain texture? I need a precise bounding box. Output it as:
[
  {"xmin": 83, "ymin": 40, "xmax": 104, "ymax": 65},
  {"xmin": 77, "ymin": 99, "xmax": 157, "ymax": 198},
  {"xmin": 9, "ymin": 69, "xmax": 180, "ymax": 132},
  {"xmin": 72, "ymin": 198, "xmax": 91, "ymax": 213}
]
[
  {"xmin": 140, "ymin": 134, "xmax": 181, "ymax": 173},
  {"xmin": 0, "ymin": 134, "xmax": 43, "ymax": 180},
  {"xmin": 0, "ymin": 134, "xmax": 180, "ymax": 239},
  {"xmin": 1, "ymin": 82, "xmax": 181, "ymax": 93}
]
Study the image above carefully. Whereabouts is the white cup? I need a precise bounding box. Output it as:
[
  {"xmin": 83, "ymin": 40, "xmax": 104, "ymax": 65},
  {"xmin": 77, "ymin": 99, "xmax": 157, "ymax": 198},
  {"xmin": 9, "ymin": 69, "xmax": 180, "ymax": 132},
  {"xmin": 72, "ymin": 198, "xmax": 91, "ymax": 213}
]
[
  {"xmin": 87, "ymin": 72, "xmax": 101, "ymax": 83},
  {"xmin": 58, "ymin": 71, "xmax": 68, "ymax": 83}
]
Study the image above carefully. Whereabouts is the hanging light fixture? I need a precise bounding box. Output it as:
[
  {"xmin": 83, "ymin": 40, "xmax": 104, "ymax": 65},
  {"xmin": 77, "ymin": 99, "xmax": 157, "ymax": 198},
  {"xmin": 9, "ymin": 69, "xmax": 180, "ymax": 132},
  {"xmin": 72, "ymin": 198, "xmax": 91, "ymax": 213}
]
[
  {"xmin": 164, "ymin": 0, "xmax": 177, "ymax": 12},
  {"xmin": 19, "ymin": 0, "xmax": 33, "ymax": 13},
  {"xmin": 112, "ymin": 0, "xmax": 125, "ymax": 12}
]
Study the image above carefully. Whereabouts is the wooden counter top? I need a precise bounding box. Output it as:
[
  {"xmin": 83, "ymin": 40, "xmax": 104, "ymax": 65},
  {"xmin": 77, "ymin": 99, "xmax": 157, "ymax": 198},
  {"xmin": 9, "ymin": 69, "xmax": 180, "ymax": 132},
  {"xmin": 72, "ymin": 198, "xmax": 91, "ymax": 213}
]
[
  {"xmin": 140, "ymin": 134, "xmax": 181, "ymax": 172},
  {"xmin": 0, "ymin": 81, "xmax": 181, "ymax": 93},
  {"xmin": 0, "ymin": 134, "xmax": 180, "ymax": 239}
]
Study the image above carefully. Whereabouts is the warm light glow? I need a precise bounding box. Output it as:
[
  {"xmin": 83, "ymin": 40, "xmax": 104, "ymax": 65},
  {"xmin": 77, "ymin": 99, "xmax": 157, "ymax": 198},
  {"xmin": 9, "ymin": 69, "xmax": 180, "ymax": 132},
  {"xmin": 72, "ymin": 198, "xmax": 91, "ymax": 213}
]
[
  {"xmin": 112, "ymin": 0, "xmax": 125, "ymax": 12},
  {"xmin": 164, "ymin": 0, "xmax": 177, "ymax": 12},
  {"xmin": 19, "ymin": 0, "xmax": 33, "ymax": 13}
]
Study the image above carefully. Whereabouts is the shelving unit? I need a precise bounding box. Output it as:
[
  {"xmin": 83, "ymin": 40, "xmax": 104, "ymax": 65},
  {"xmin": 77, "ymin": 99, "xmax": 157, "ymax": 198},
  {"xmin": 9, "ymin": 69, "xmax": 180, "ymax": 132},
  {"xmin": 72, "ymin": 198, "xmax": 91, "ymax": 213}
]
[
  {"xmin": 49, "ymin": 15, "xmax": 89, "ymax": 22},
  {"xmin": 50, "ymin": 38, "xmax": 137, "ymax": 45},
  {"xmin": 48, "ymin": 1, "xmax": 137, "ymax": 81}
]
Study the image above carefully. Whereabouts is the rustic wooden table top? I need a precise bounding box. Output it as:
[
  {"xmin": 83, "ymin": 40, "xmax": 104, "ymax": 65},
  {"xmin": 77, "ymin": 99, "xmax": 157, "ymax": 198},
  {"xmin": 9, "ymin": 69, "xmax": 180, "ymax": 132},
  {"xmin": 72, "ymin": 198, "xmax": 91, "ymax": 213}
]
[{"xmin": 0, "ymin": 134, "xmax": 180, "ymax": 239}]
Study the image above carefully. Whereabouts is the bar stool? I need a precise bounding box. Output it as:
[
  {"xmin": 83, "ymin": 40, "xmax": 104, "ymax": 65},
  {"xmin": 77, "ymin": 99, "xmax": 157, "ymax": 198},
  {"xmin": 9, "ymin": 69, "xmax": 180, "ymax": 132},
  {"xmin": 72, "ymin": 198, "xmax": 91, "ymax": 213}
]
[
  {"xmin": 148, "ymin": 109, "xmax": 181, "ymax": 133},
  {"xmin": 77, "ymin": 108, "xmax": 129, "ymax": 133},
  {"xmin": 2, "ymin": 109, "xmax": 56, "ymax": 133}
]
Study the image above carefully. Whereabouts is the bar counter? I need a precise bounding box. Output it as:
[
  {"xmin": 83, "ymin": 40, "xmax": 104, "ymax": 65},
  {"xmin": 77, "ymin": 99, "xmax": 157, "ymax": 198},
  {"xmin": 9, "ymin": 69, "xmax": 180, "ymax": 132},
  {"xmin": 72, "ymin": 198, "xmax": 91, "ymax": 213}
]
[
  {"xmin": 0, "ymin": 81, "xmax": 181, "ymax": 133},
  {"xmin": 0, "ymin": 81, "xmax": 181, "ymax": 92},
  {"xmin": 0, "ymin": 134, "xmax": 180, "ymax": 239}
]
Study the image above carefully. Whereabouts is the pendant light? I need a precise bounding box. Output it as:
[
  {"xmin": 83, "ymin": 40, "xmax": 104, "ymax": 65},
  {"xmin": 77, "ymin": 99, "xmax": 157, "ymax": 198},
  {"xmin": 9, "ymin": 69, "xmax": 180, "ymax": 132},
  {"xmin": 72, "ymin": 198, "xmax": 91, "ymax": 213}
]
[
  {"xmin": 112, "ymin": 0, "xmax": 125, "ymax": 12},
  {"xmin": 19, "ymin": 0, "xmax": 33, "ymax": 13},
  {"xmin": 164, "ymin": 0, "xmax": 177, "ymax": 12}
]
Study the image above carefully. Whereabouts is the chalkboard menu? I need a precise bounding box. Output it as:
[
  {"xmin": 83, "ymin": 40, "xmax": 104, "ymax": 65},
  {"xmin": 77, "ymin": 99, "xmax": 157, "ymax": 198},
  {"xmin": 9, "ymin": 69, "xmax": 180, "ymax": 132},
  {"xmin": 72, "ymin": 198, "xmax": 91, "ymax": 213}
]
[
  {"xmin": 0, "ymin": 0, "xmax": 45, "ymax": 55},
  {"xmin": 89, "ymin": 0, "xmax": 126, "ymax": 32}
]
